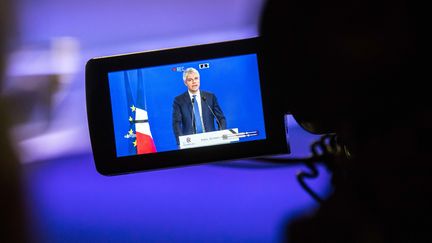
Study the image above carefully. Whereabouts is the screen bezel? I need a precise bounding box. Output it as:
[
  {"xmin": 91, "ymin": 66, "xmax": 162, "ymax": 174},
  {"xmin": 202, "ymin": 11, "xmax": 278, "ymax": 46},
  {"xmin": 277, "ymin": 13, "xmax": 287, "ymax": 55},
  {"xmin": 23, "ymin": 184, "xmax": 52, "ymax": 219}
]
[{"xmin": 86, "ymin": 37, "xmax": 289, "ymax": 175}]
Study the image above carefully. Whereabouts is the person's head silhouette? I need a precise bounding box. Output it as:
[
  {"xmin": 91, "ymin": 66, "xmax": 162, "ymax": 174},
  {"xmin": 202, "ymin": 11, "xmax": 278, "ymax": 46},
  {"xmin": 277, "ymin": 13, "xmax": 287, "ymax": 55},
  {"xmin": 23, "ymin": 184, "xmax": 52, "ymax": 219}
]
[
  {"xmin": 1, "ymin": 1, "xmax": 27, "ymax": 242},
  {"xmin": 259, "ymin": 0, "xmax": 428, "ymax": 242}
]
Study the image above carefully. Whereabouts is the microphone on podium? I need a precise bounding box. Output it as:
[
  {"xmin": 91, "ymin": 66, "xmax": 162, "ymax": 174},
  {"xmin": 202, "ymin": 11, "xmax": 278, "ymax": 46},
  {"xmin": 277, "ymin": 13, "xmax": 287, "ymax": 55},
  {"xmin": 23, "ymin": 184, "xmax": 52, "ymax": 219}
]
[{"xmin": 202, "ymin": 96, "xmax": 222, "ymax": 130}]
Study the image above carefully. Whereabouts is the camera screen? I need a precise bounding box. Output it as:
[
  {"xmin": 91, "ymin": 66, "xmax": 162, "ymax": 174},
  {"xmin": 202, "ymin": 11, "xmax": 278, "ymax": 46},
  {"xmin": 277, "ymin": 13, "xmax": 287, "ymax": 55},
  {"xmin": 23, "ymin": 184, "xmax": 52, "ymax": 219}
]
[
  {"xmin": 108, "ymin": 53, "xmax": 266, "ymax": 157},
  {"xmin": 86, "ymin": 37, "xmax": 289, "ymax": 175}
]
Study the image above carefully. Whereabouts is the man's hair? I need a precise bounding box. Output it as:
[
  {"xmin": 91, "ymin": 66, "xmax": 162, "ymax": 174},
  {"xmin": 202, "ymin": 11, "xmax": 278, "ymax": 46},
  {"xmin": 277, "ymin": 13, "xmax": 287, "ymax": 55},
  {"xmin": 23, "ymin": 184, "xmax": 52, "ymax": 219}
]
[{"xmin": 182, "ymin": 67, "xmax": 200, "ymax": 82}]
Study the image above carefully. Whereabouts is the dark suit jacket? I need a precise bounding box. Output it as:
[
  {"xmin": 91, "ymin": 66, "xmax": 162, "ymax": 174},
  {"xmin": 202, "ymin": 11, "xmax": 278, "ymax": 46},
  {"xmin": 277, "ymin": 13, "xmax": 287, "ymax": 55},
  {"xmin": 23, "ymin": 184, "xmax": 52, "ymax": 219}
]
[{"xmin": 172, "ymin": 91, "xmax": 226, "ymax": 144}]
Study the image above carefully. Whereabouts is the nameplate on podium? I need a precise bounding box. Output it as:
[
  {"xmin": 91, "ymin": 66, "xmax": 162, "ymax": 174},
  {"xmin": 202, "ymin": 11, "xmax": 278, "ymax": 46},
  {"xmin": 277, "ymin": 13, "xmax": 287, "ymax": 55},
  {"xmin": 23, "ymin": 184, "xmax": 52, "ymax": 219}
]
[{"xmin": 179, "ymin": 128, "xmax": 240, "ymax": 149}]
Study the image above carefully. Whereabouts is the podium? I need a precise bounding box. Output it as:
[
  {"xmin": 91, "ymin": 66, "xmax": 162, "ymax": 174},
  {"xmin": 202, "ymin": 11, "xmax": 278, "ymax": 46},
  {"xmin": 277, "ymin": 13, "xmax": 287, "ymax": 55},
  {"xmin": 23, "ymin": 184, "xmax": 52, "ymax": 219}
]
[{"xmin": 179, "ymin": 128, "xmax": 240, "ymax": 149}]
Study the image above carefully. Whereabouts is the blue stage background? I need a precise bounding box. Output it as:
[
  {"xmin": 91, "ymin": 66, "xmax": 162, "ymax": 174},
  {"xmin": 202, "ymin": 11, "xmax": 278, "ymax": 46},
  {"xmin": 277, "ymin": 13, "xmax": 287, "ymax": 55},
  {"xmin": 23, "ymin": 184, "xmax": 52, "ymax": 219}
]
[{"xmin": 108, "ymin": 54, "xmax": 266, "ymax": 157}]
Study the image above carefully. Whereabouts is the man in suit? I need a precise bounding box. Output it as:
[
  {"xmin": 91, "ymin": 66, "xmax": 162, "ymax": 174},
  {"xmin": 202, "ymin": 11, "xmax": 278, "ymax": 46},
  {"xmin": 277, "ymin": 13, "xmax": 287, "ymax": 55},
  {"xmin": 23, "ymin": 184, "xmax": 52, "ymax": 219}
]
[{"xmin": 172, "ymin": 67, "xmax": 226, "ymax": 145}]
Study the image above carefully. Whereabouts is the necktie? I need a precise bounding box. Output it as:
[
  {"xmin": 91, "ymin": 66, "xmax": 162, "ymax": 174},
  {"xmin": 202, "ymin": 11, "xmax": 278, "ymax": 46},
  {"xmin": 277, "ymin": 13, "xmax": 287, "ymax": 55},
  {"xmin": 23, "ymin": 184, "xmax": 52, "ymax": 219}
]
[{"xmin": 192, "ymin": 95, "xmax": 203, "ymax": 133}]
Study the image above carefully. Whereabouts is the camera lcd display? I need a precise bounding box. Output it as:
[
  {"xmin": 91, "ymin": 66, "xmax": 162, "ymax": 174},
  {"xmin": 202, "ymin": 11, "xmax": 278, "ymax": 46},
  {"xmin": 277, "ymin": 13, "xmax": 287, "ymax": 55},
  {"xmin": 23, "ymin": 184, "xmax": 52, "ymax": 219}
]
[
  {"xmin": 86, "ymin": 37, "xmax": 289, "ymax": 175},
  {"xmin": 108, "ymin": 54, "xmax": 266, "ymax": 157}
]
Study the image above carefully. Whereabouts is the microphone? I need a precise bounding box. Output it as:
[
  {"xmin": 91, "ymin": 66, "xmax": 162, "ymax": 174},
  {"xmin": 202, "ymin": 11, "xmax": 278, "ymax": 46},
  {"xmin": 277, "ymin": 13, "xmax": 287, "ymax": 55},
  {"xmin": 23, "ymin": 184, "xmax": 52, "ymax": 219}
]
[{"xmin": 202, "ymin": 96, "xmax": 222, "ymax": 130}]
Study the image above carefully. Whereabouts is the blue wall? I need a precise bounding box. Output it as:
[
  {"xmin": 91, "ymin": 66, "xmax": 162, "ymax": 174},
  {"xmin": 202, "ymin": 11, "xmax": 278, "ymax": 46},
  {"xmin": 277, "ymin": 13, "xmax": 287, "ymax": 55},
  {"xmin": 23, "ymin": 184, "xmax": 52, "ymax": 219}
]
[{"xmin": 109, "ymin": 54, "xmax": 266, "ymax": 157}]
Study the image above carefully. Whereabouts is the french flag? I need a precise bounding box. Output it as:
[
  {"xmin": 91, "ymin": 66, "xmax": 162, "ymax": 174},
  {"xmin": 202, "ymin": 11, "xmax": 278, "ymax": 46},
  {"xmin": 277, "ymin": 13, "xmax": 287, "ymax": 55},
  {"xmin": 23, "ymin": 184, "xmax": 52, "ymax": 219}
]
[{"xmin": 135, "ymin": 106, "xmax": 157, "ymax": 154}]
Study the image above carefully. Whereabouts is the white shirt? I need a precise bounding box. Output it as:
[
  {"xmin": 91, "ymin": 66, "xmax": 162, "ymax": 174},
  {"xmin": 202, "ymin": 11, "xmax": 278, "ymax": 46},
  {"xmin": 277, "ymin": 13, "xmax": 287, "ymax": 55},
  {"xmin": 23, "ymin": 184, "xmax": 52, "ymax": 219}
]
[{"xmin": 188, "ymin": 90, "xmax": 205, "ymax": 132}]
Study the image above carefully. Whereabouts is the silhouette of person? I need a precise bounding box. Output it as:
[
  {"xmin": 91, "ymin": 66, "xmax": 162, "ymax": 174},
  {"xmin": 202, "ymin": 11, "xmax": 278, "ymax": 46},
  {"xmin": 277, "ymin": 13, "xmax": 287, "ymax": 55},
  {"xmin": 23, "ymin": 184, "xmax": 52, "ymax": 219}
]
[
  {"xmin": 259, "ymin": 0, "xmax": 429, "ymax": 242},
  {"xmin": 0, "ymin": 1, "xmax": 27, "ymax": 242}
]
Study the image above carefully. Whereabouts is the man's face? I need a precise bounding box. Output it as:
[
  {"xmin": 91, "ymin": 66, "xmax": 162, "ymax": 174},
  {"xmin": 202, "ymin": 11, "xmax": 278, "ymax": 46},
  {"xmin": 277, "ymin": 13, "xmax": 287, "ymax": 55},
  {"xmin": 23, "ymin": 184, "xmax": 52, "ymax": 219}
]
[{"xmin": 184, "ymin": 72, "xmax": 200, "ymax": 93}]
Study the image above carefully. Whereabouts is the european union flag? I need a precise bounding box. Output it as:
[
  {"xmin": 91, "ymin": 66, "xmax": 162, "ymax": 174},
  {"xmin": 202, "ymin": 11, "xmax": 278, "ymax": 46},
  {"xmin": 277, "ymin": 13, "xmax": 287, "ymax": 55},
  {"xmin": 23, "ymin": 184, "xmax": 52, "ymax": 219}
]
[{"xmin": 123, "ymin": 71, "xmax": 137, "ymax": 154}]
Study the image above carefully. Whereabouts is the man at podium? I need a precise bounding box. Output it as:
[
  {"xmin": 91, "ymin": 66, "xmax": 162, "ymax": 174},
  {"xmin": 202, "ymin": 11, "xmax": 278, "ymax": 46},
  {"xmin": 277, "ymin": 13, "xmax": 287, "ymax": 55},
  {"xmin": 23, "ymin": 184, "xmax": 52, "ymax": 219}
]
[{"xmin": 172, "ymin": 67, "xmax": 226, "ymax": 145}]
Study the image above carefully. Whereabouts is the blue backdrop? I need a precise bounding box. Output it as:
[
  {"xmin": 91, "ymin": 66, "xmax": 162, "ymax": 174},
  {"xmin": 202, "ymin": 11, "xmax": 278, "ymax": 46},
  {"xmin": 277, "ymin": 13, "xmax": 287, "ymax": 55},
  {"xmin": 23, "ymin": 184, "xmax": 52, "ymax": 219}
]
[{"xmin": 109, "ymin": 54, "xmax": 266, "ymax": 157}]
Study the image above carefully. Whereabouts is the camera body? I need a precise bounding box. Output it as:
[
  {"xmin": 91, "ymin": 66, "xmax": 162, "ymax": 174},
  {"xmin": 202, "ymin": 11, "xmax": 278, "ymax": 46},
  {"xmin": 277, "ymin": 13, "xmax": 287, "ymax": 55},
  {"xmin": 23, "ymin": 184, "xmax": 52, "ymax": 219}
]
[{"xmin": 86, "ymin": 37, "xmax": 290, "ymax": 175}]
